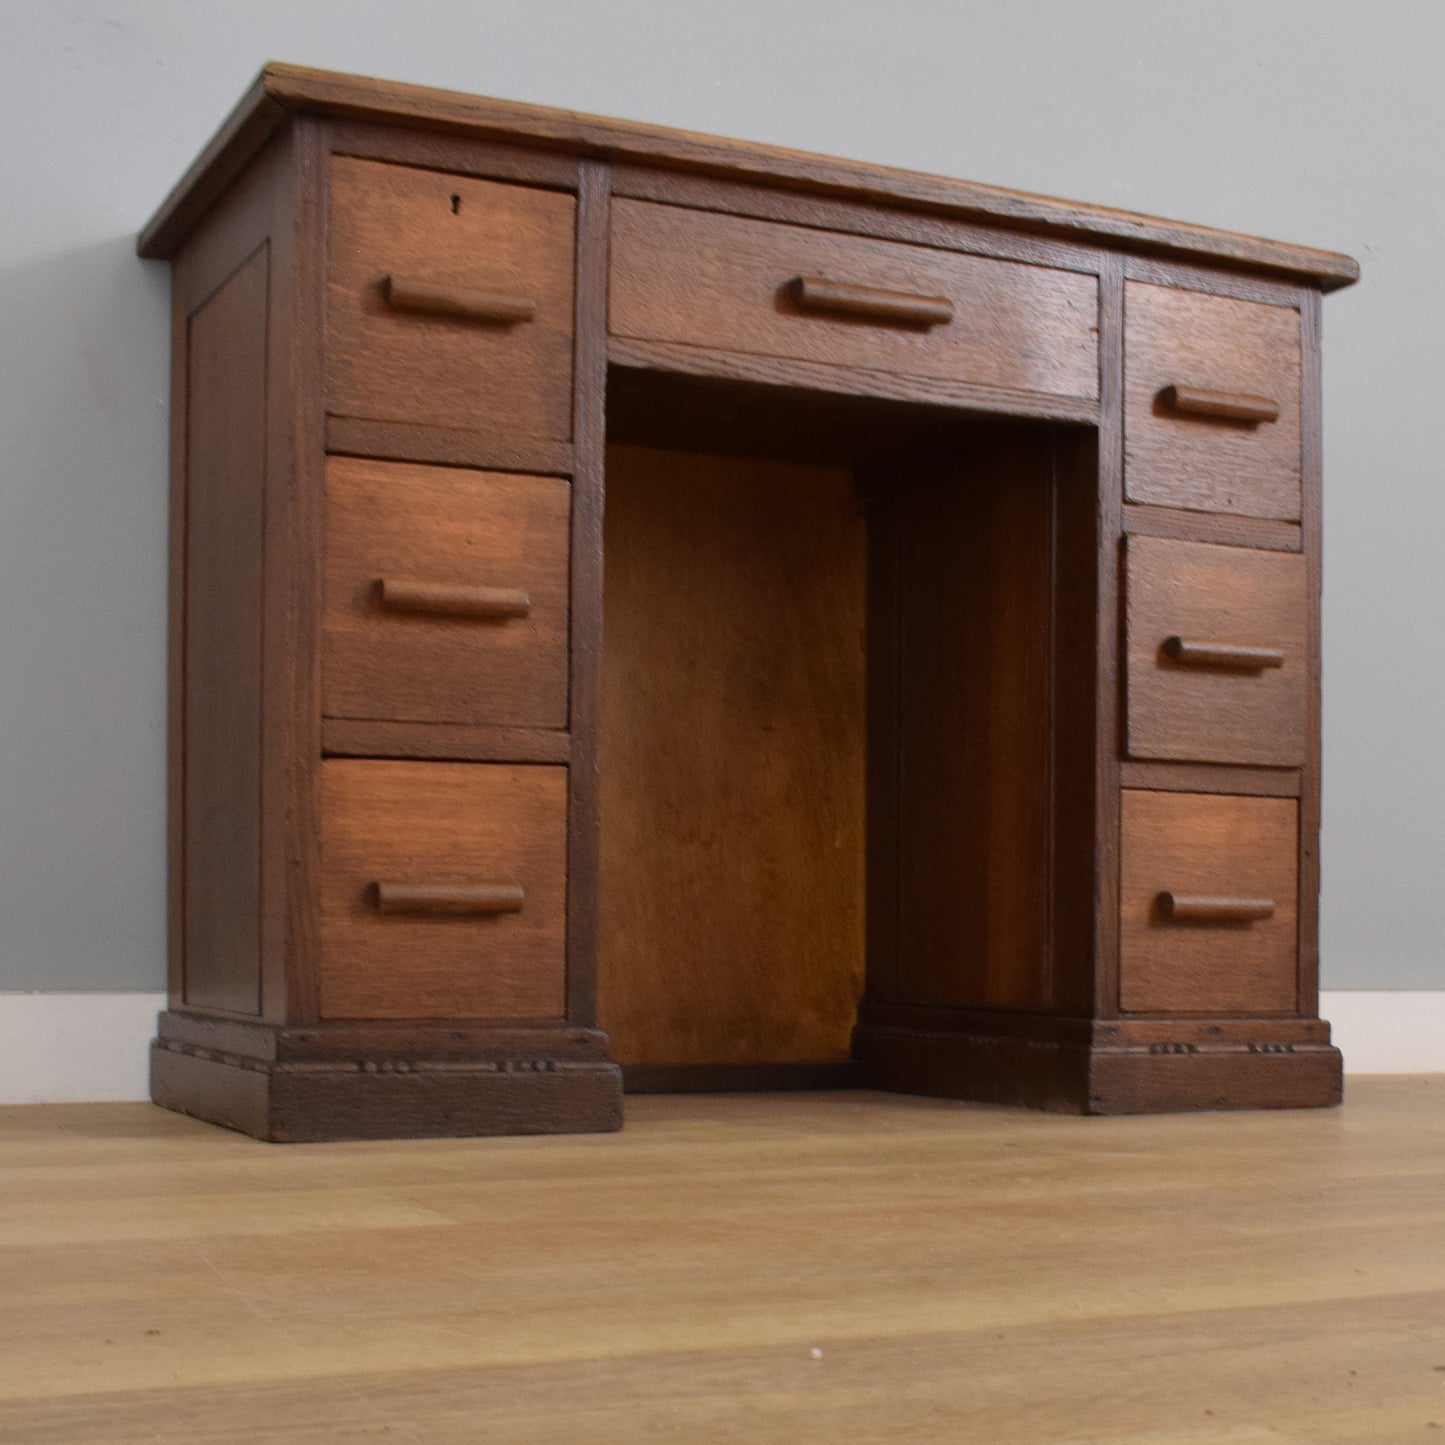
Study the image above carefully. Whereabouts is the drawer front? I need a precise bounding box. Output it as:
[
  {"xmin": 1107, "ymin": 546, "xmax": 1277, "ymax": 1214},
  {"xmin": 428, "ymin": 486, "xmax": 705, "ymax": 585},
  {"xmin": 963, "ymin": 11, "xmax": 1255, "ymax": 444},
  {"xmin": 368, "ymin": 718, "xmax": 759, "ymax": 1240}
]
[
  {"xmin": 1124, "ymin": 281, "xmax": 1301, "ymax": 520},
  {"xmin": 609, "ymin": 199, "xmax": 1099, "ymax": 400},
  {"xmin": 323, "ymin": 458, "xmax": 569, "ymax": 728},
  {"xmin": 319, "ymin": 760, "xmax": 567, "ymax": 1020},
  {"xmin": 1120, "ymin": 791, "xmax": 1298, "ymax": 1016},
  {"xmin": 1125, "ymin": 535, "xmax": 1307, "ymax": 767},
  {"xmin": 326, "ymin": 157, "xmax": 576, "ymax": 440}
]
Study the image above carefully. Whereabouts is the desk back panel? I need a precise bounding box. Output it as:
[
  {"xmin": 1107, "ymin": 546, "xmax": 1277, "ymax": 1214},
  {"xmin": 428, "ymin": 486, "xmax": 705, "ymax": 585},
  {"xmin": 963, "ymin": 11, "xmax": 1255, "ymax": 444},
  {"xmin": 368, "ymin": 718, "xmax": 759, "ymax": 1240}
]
[{"xmin": 599, "ymin": 444, "xmax": 867, "ymax": 1068}]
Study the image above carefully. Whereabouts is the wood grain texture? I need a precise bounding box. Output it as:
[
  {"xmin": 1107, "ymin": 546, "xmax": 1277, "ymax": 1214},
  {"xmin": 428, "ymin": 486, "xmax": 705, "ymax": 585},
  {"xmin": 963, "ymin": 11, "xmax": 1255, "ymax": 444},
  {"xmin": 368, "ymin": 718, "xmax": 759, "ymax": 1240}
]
[
  {"xmin": 167, "ymin": 124, "xmax": 304, "ymax": 1000},
  {"xmin": 324, "ymin": 416, "xmax": 574, "ymax": 476},
  {"xmin": 1123, "ymin": 251, "xmax": 1309, "ymax": 307},
  {"xmin": 857, "ymin": 998, "xmax": 1339, "ymax": 1111},
  {"xmin": 1091, "ymin": 250, "xmax": 1126, "ymax": 1021},
  {"xmin": 381, "ymin": 273, "xmax": 538, "ymax": 325},
  {"xmin": 166, "ymin": 129, "xmax": 298, "ymax": 1010},
  {"xmin": 1162, "ymin": 637, "xmax": 1285, "ymax": 669},
  {"xmin": 180, "ymin": 246, "xmax": 269, "ymax": 1016},
  {"xmin": 21, "ymin": 1082, "xmax": 1445, "ymax": 1438},
  {"xmin": 788, "ymin": 274, "xmax": 954, "ymax": 327},
  {"xmin": 150, "ymin": 1043, "xmax": 621, "ymax": 1142},
  {"xmin": 140, "ymin": 62, "xmax": 1361, "ymax": 293},
  {"xmin": 165, "ymin": 225, "xmax": 186, "ymax": 1008},
  {"xmin": 1087, "ymin": 1040, "xmax": 1339, "ymax": 1112},
  {"xmin": 326, "ymin": 156, "xmax": 575, "ymax": 440},
  {"xmin": 622, "ymin": 1061, "xmax": 862, "ymax": 1093},
  {"xmin": 1048, "ymin": 428, "xmax": 1104, "ymax": 1021},
  {"xmin": 605, "ymin": 363, "xmax": 1072, "ymax": 466},
  {"xmin": 1298, "ymin": 288, "xmax": 1325, "ymax": 1016},
  {"xmin": 155, "ymin": 1010, "xmax": 616, "ymax": 1063},
  {"xmin": 1122, "ymin": 501, "xmax": 1302, "ymax": 553},
  {"xmin": 564, "ymin": 159, "xmax": 611, "ymax": 1031},
  {"xmin": 1159, "ymin": 894, "xmax": 1276, "ymax": 923},
  {"xmin": 148, "ymin": 1007, "xmax": 622, "ymax": 1140},
  {"xmin": 863, "ymin": 425, "xmax": 1100, "ymax": 1030},
  {"xmin": 863, "ymin": 465, "xmax": 903, "ymax": 1008},
  {"xmin": 372, "ymin": 883, "xmax": 526, "ymax": 915},
  {"xmin": 1119, "ymin": 760, "xmax": 1301, "ymax": 798},
  {"xmin": 610, "ymin": 162, "xmax": 1107, "ymax": 275},
  {"xmin": 320, "ymin": 719, "xmax": 570, "ymax": 764},
  {"xmin": 273, "ymin": 118, "xmax": 328, "ymax": 1024},
  {"xmin": 1126, "ymin": 535, "xmax": 1307, "ymax": 767},
  {"xmin": 322, "ymin": 458, "xmax": 570, "ymax": 728},
  {"xmin": 318, "ymin": 760, "xmax": 567, "ymax": 1021},
  {"xmin": 862, "ymin": 1001, "xmax": 1332, "ymax": 1053},
  {"xmin": 1160, "ymin": 382, "xmax": 1279, "ymax": 424},
  {"xmin": 324, "ymin": 118, "xmax": 581, "ymax": 191},
  {"xmin": 882, "ymin": 437, "xmax": 1060, "ymax": 1013},
  {"xmin": 599, "ymin": 445, "xmax": 866, "ymax": 1067},
  {"xmin": 609, "ymin": 335, "xmax": 1100, "ymax": 424},
  {"xmin": 856, "ymin": 1014, "xmax": 1338, "ymax": 1113},
  {"xmin": 1120, "ymin": 790, "xmax": 1299, "ymax": 1016},
  {"xmin": 373, "ymin": 579, "xmax": 533, "ymax": 619},
  {"xmin": 1124, "ymin": 281, "xmax": 1302, "ymax": 519},
  {"xmin": 611, "ymin": 198, "xmax": 1099, "ymax": 401}
]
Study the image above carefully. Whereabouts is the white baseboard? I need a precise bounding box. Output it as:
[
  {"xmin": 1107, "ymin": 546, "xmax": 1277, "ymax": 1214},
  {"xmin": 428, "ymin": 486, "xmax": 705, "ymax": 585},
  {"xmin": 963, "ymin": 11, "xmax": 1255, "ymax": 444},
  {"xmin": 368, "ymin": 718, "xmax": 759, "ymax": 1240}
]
[
  {"xmin": 1318, "ymin": 990, "xmax": 1445, "ymax": 1075},
  {"xmin": 0, "ymin": 992, "xmax": 165, "ymax": 1104},
  {"xmin": 0, "ymin": 990, "xmax": 1439, "ymax": 1105}
]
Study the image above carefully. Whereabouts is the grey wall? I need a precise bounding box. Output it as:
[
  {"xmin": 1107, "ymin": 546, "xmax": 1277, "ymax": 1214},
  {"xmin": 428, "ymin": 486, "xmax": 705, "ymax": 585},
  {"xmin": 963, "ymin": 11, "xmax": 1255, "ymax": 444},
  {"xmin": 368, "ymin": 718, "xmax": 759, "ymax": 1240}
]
[{"xmin": 1, "ymin": 0, "xmax": 1437, "ymax": 992}]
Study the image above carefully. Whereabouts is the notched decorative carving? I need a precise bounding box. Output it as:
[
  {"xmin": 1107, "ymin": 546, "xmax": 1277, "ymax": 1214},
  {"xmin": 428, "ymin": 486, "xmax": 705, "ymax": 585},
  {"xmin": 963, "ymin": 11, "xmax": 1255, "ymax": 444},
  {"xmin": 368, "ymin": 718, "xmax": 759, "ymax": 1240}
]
[{"xmin": 156, "ymin": 1038, "xmax": 566, "ymax": 1078}]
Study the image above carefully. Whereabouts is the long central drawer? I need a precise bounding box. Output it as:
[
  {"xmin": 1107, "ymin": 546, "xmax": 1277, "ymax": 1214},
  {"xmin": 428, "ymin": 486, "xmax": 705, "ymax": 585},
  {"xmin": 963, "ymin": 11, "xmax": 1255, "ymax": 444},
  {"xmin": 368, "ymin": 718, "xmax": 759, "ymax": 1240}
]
[{"xmin": 609, "ymin": 198, "xmax": 1099, "ymax": 401}]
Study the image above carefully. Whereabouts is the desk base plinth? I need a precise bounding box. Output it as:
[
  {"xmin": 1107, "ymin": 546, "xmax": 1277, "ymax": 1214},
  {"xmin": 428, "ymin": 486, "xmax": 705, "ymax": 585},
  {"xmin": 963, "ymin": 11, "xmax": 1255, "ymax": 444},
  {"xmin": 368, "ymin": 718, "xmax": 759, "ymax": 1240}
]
[
  {"xmin": 855, "ymin": 1012, "xmax": 1343, "ymax": 1115},
  {"xmin": 149, "ymin": 1011, "xmax": 623, "ymax": 1142}
]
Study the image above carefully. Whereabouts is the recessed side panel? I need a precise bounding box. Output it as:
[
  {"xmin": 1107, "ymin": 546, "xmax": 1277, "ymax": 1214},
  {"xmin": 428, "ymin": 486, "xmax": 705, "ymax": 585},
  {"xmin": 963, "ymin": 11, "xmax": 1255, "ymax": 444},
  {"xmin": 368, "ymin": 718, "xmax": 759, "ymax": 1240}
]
[{"xmin": 182, "ymin": 245, "xmax": 270, "ymax": 1015}]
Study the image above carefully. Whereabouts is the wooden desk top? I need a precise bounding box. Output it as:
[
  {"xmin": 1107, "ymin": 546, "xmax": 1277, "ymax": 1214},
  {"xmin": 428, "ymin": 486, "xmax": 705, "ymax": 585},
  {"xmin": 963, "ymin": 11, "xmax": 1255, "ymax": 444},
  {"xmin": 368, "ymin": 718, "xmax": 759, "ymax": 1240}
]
[{"xmin": 139, "ymin": 61, "xmax": 1360, "ymax": 294}]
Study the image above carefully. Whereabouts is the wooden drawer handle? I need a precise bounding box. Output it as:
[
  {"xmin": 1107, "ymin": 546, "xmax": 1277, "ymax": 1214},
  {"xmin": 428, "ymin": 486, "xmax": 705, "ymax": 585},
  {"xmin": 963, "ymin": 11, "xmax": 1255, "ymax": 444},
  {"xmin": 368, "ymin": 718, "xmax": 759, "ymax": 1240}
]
[
  {"xmin": 375, "ymin": 579, "xmax": 532, "ymax": 619},
  {"xmin": 1163, "ymin": 637, "xmax": 1285, "ymax": 670},
  {"xmin": 787, "ymin": 275, "xmax": 954, "ymax": 328},
  {"xmin": 371, "ymin": 883, "xmax": 525, "ymax": 916},
  {"xmin": 382, "ymin": 274, "xmax": 538, "ymax": 326},
  {"xmin": 1159, "ymin": 893, "xmax": 1275, "ymax": 924},
  {"xmin": 1160, "ymin": 384, "xmax": 1279, "ymax": 425}
]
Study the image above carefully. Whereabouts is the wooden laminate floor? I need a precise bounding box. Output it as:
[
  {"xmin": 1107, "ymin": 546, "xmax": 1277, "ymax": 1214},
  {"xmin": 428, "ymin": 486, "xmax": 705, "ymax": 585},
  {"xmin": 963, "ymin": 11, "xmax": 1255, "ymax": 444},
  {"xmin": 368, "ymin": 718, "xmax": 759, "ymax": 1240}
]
[{"xmin": 1, "ymin": 1079, "xmax": 1443, "ymax": 1442}]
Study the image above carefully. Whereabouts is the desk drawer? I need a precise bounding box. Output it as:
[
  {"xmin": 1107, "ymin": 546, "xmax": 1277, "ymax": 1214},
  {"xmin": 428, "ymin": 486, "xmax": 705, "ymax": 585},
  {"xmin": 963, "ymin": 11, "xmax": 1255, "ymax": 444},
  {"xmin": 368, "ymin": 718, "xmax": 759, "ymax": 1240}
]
[
  {"xmin": 318, "ymin": 760, "xmax": 567, "ymax": 1020},
  {"xmin": 1124, "ymin": 281, "xmax": 1301, "ymax": 520},
  {"xmin": 323, "ymin": 458, "xmax": 569, "ymax": 729},
  {"xmin": 609, "ymin": 199, "xmax": 1099, "ymax": 401},
  {"xmin": 326, "ymin": 156, "xmax": 575, "ymax": 440},
  {"xmin": 1125, "ymin": 535, "xmax": 1307, "ymax": 767},
  {"xmin": 1120, "ymin": 790, "xmax": 1298, "ymax": 1016}
]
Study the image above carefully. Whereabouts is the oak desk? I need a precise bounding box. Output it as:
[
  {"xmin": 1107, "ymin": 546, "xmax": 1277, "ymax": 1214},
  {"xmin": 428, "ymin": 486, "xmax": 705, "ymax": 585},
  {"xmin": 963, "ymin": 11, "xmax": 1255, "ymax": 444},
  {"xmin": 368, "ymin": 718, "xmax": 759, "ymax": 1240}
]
[{"xmin": 142, "ymin": 64, "xmax": 1358, "ymax": 1140}]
